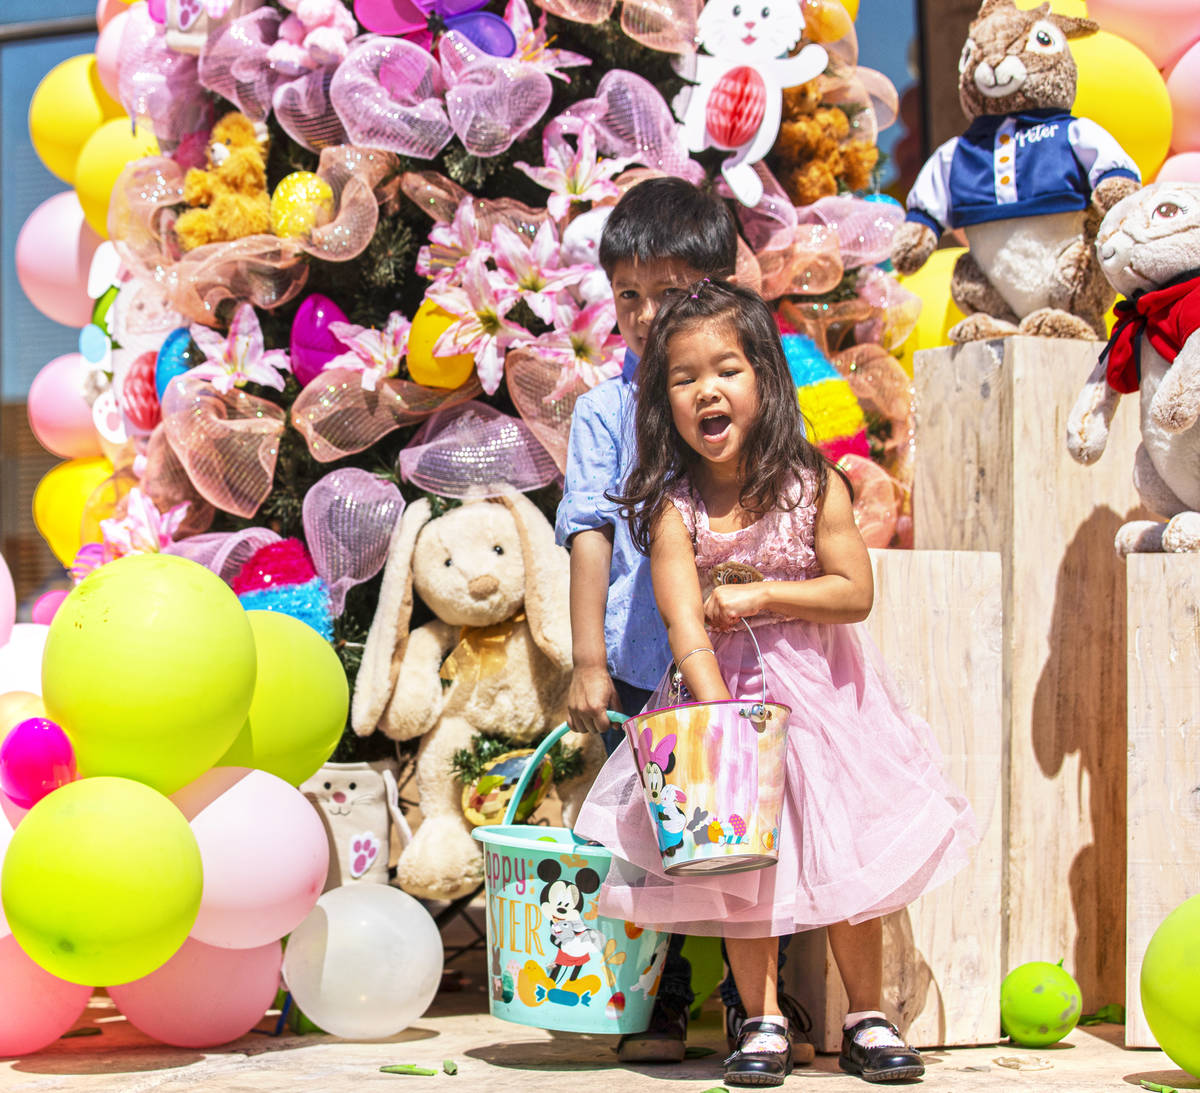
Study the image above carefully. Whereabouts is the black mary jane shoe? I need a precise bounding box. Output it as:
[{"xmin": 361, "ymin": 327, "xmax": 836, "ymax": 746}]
[
  {"xmin": 838, "ymin": 1017, "xmax": 925, "ymax": 1083},
  {"xmin": 723, "ymin": 1018, "xmax": 792, "ymax": 1088}
]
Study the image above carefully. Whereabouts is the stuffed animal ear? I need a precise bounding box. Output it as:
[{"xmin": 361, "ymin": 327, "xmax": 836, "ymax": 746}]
[
  {"xmin": 975, "ymin": 0, "xmax": 1015, "ymax": 17},
  {"xmin": 489, "ymin": 487, "xmax": 571, "ymax": 671},
  {"xmin": 350, "ymin": 497, "xmax": 434, "ymax": 736},
  {"xmin": 1050, "ymin": 12, "xmax": 1097, "ymax": 38}
]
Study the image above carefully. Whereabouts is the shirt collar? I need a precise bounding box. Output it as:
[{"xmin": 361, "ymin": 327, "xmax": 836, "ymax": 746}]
[{"xmin": 621, "ymin": 348, "xmax": 640, "ymax": 384}]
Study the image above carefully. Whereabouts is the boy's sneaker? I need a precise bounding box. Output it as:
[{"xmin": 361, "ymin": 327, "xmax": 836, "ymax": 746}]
[
  {"xmin": 838, "ymin": 1016, "xmax": 925, "ymax": 1082},
  {"xmin": 725, "ymin": 992, "xmax": 816, "ymax": 1065},
  {"xmin": 616, "ymin": 994, "xmax": 687, "ymax": 1063}
]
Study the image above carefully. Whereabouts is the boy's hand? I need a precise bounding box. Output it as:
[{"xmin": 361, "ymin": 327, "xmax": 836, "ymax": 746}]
[
  {"xmin": 567, "ymin": 664, "xmax": 620, "ymax": 735},
  {"xmin": 703, "ymin": 583, "xmax": 765, "ymax": 631}
]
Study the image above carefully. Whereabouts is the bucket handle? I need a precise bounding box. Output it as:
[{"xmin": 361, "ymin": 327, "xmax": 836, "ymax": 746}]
[
  {"xmin": 502, "ymin": 712, "xmax": 628, "ymax": 827},
  {"xmin": 670, "ymin": 620, "xmax": 773, "ymax": 726}
]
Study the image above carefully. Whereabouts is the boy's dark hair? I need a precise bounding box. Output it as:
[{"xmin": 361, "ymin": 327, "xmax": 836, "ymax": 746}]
[
  {"xmin": 612, "ymin": 279, "xmax": 841, "ymax": 555},
  {"xmin": 598, "ymin": 178, "xmax": 738, "ymax": 279}
]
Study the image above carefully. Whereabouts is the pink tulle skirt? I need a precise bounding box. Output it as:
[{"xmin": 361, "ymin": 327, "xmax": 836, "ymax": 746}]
[{"xmin": 574, "ymin": 619, "xmax": 979, "ymax": 938}]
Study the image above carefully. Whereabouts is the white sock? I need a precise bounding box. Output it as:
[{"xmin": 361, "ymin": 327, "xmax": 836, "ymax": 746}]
[
  {"xmin": 844, "ymin": 1012, "xmax": 906, "ymax": 1049},
  {"xmin": 740, "ymin": 1015, "xmax": 788, "ymax": 1054}
]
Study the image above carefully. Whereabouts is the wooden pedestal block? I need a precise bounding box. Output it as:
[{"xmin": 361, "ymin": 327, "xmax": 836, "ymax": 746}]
[
  {"xmin": 912, "ymin": 337, "xmax": 1145, "ymax": 1011},
  {"xmin": 1125, "ymin": 554, "xmax": 1200, "ymax": 1047},
  {"xmin": 790, "ymin": 549, "xmax": 1003, "ymax": 1050}
]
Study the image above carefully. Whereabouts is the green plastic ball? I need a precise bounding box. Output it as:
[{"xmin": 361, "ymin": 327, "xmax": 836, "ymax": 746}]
[
  {"xmin": 1000, "ymin": 960, "xmax": 1082, "ymax": 1047},
  {"xmin": 1141, "ymin": 893, "xmax": 1200, "ymax": 1077}
]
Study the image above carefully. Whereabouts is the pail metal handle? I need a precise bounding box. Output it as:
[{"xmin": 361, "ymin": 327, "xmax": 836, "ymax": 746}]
[
  {"xmin": 671, "ymin": 619, "xmax": 774, "ymax": 725},
  {"xmin": 501, "ymin": 711, "xmax": 628, "ymax": 827}
]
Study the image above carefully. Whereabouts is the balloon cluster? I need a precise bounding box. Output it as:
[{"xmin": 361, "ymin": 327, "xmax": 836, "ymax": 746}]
[{"xmin": 0, "ymin": 551, "xmax": 354, "ymax": 1055}]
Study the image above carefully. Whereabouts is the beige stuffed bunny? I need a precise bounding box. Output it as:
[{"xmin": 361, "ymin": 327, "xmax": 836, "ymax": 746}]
[
  {"xmin": 891, "ymin": 0, "xmax": 1140, "ymax": 342},
  {"xmin": 351, "ymin": 488, "xmax": 604, "ymax": 900},
  {"xmin": 1067, "ymin": 182, "xmax": 1200, "ymax": 554}
]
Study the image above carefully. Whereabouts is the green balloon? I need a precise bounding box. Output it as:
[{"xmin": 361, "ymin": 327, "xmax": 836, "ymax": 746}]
[
  {"xmin": 1, "ymin": 777, "xmax": 202, "ymax": 986},
  {"xmin": 42, "ymin": 553, "xmax": 257, "ymax": 795},
  {"xmin": 216, "ymin": 610, "xmax": 349, "ymax": 786},
  {"xmin": 1141, "ymin": 893, "xmax": 1200, "ymax": 1077},
  {"xmin": 1000, "ymin": 961, "xmax": 1082, "ymax": 1047}
]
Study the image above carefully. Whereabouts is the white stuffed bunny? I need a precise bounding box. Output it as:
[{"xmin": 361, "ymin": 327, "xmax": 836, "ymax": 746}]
[
  {"xmin": 1067, "ymin": 182, "xmax": 1200, "ymax": 554},
  {"xmin": 352, "ymin": 488, "xmax": 604, "ymax": 900},
  {"xmin": 675, "ymin": 0, "xmax": 828, "ymax": 207}
]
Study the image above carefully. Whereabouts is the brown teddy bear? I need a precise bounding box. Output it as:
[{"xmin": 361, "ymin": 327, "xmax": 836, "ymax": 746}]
[{"xmin": 175, "ymin": 112, "xmax": 271, "ymax": 252}]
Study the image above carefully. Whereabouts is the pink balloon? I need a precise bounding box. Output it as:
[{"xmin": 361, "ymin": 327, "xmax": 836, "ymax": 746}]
[
  {"xmin": 31, "ymin": 591, "xmax": 68, "ymax": 627},
  {"xmin": 96, "ymin": 0, "xmax": 127, "ymax": 30},
  {"xmin": 291, "ymin": 294, "xmax": 351, "ymax": 387},
  {"xmin": 1088, "ymin": 0, "xmax": 1200, "ymax": 71},
  {"xmin": 0, "ymin": 555, "xmax": 13, "ymax": 650},
  {"xmin": 1167, "ymin": 41, "xmax": 1200, "ymax": 156},
  {"xmin": 108, "ymin": 937, "xmax": 281, "ymax": 1047},
  {"xmin": 0, "ymin": 935, "xmax": 92, "ymax": 1054},
  {"xmin": 171, "ymin": 768, "xmax": 328, "ymax": 949},
  {"xmin": 95, "ymin": 9, "xmax": 129, "ymax": 102},
  {"xmin": 15, "ymin": 193, "xmax": 103, "ymax": 328},
  {"xmin": 1157, "ymin": 152, "xmax": 1200, "ymax": 183},
  {"xmin": 0, "ymin": 718, "xmax": 76, "ymax": 811},
  {"xmin": 27, "ymin": 353, "xmax": 102, "ymax": 461}
]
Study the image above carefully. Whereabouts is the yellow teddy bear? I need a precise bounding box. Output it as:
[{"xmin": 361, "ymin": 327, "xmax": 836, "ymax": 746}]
[{"xmin": 175, "ymin": 112, "xmax": 271, "ymax": 252}]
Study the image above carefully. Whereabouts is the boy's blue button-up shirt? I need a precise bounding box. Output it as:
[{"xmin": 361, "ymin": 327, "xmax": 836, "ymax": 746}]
[{"xmin": 555, "ymin": 351, "xmax": 671, "ymax": 691}]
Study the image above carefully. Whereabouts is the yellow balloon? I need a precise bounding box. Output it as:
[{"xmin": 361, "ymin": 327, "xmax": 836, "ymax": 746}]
[
  {"xmin": 894, "ymin": 247, "xmax": 968, "ymax": 377},
  {"xmin": 1014, "ymin": 0, "xmax": 1087, "ymax": 13},
  {"xmin": 28, "ymin": 55, "xmax": 124, "ymax": 185},
  {"xmin": 270, "ymin": 171, "xmax": 335, "ymax": 239},
  {"xmin": 1073, "ymin": 30, "xmax": 1172, "ymax": 181},
  {"xmin": 33, "ymin": 457, "xmax": 114, "ymax": 567},
  {"xmin": 836, "ymin": 0, "xmax": 858, "ymax": 18},
  {"xmin": 407, "ymin": 298, "xmax": 477, "ymax": 389},
  {"xmin": 73, "ymin": 119, "xmax": 159, "ymax": 238}
]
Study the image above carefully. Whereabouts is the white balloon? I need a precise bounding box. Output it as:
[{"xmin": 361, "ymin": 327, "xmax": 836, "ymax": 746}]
[
  {"xmin": 281, "ymin": 884, "xmax": 443, "ymax": 1039},
  {"xmin": 0, "ymin": 806, "xmax": 17, "ymax": 939},
  {"xmin": 0, "ymin": 625, "xmax": 49, "ymax": 696}
]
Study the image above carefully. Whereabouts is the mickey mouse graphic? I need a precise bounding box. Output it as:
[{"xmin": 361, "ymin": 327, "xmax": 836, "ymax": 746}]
[
  {"xmin": 538, "ymin": 859, "xmax": 602, "ymax": 986},
  {"xmin": 636, "ymin": 728, "xmax": 689, "ymax": 857}
]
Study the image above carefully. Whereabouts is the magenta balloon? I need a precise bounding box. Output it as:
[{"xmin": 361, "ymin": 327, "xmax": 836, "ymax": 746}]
[
  {"xmin": 108, "ymin": 937, "xmax": 281, "ymax": 1047},
  {"xmin": 0, "ymin": 719, "xmax": 76, "ymax": 811},
  {"xmin": 1167, "ymin": 42, "xmax": 1200, "ymax": 156},
  {"xmin": 27, "ymin": 353, "xmax": 102, "ymax": 460},
  {"xmin": 0, "ymin": 554, "xmax": 13, "ymax": 650},
  {"xmin": 15, "ymin": 193, "xmax": 102, "ymax": 328},
  {"xmin": 290, "ymin": 294, "xmax": 351, "ymax": 386},
  {"xmin": 170, "ymin": 767, "xmax": 328, "ymax": 949},
  {"xmin": 0, "ymin": 935, "xmax": 92, "ymax": 1054},
  {"xmin": 1088, "ymin": 0, "xmax": 1200, "ymax": 70}
]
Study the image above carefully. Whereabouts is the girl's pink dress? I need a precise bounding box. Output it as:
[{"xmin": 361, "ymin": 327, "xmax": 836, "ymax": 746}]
[{"xmin": 574, "ymin": 474, "xmax": 979, "ymax": 938}]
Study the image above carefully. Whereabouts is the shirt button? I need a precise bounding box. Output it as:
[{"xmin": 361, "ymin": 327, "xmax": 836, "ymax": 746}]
[
  {"xmin": 1001, "ymin": 175, "xmax": 1011, "ymax": 184},
  {"xmin": 1000, "ymin": 134, "xmax": 1011, "ymax": 144},
  {"xmin": 999, "ymin": 155, "xmax": 1010, "ymax": 164}
]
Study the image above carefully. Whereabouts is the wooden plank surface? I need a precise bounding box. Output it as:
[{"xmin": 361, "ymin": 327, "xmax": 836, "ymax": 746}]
[
  {"xmin": 1125, "ymin": 553, "xmax": 1200, "ymax": 1046},
  {"xmin": 913, "ymin": 336, "xmax": 1145, "ymax": 1012},
  {"xmin": 791, "ymin": 549, "xmax": 1003, "ymax": 1050}
]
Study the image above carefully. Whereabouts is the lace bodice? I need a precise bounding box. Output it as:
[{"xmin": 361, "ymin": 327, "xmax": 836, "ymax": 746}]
[{"xmin": 667, "ymin": 472, "xmax": 822, "ymax": 611}]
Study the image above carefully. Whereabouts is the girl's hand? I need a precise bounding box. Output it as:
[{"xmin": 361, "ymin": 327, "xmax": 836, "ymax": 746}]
[{"xmin": 703, "ymin": 582, "xmax": 765, "ymax": 631}]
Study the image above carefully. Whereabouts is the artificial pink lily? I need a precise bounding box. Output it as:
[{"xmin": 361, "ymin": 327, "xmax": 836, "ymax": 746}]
[
  {"xmin": 426, "ymin": 253, "xmax": 530, "ymax": 395},
  {"xmin": 506, "ymin": 0, "xmax": 591, "ymax": 82},
  {"xmin": 99, "ymin": 488, "xmax": 190, "ymax": 562},
  {"xmin": 188, "ymin": 303, "xmax": 291, "ymax": 395},
  {"xmin": 416, "ymin": 199, "xmax": 492, "ymax": 281},
  {"xmin": 516, "ymin": 126, "xmax": 628, "ymax": 221},
  {"xmin": 491, "ymin": 221, "xmax": 590, "ymax": 324},
  {"xmin": 328, "ymin": 311, "xmax": 414, "ymax": 392},
  {"xmin": 520, "ymin": 297, "xmax": 623, "ymax": 399}
]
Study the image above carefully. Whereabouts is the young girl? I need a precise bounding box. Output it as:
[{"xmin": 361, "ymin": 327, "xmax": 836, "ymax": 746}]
[{"xmin": 573, "ymin": 280, "xmax": 978, "ymax": 1087}]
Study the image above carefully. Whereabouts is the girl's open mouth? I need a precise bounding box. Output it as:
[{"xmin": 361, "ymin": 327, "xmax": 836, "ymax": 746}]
[{"xmin": 700, "ymin": 414, "xmax": 731, "ymax": 439}]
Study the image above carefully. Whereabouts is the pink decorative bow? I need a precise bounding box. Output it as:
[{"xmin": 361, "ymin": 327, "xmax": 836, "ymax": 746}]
[
  {"xmin": 636, "ymin": 728, "xmax": 676, "ymax": 774},
  {"xmin": 273, "ymin": 66, "xmax": 350, "ymax": 152},
  {"xmin": 795, "ymin": 196, "xmax": 905, "ymax": 271},
  {"xmin": 530, "ymin": 0, "xmax": 699, "ymax": 54},
  {"xmin": 197, "ymin": 7, "xmax": 286, "ymax": 122}
]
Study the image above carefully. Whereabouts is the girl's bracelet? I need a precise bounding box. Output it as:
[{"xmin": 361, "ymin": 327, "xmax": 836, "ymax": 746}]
[{"xmin": 676, "ymin": 646, "xmax": 717, "ymax": 670}]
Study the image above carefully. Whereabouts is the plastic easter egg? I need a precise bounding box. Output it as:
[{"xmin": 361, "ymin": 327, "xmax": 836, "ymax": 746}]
[
  {"xmin": 1, "ymin": 776, "xmax": 202, "ymax": 985},
  {"xmin": 32, "ymin": 457, "xmax": 113, "ymax": 567},
  {"xmin": 118, "ymin": 350, "xmax": 161, "ymax": 434},
  {"xmin": 15, "ymin": 192, "xmax": 103, "ymax": 328},
  {"xmin": 74, "ymin": 119, "xmax": 160, "ymax": 238},
  {"xmin": 270, "ymin": 171, "xmax": 335, "ymax": 239},
  {"xmin": 0, "ymin": 718, "xmax": 76, "ymax": 810},
  {"xmin": 1087, "ymin": 0, "xmax": 1200, "ymax": 71},
  {"xmin": 1141, "ymin": 892, "xmax": 1200, "ymax": 1078},
  {"xmin": 706, "ymin": 67, "xmax": 767, "ymax": 151},
  {"xmin": 27, "ymin": 353, "xmax": 102, "ymax": 460},
  {"xmin": 462, "ymin": 749, "xmax": 553, "ymax": 826},
  {"xmin": 28, "ymin": 54, "xmax": 124, "ymax": 184},
  {"xmin": 155, "ymin": 327, "xmax": 197, "ymax": 401},
  {"xmin": 1000, "ymin": 960, "xmax": 1082, "ymax": 1047},
  {"xmin": 290, "ymin": 294, "xmax": 350, "ymax": 387},
  {"xmin": 407, "ymin": 298, "xmax": 476, "ymax": 389}
]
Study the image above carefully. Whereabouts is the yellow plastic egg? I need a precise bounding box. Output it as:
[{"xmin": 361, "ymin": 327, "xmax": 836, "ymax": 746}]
[
  {"xmin": 270, "ymin": 171, "xmax": 335, "ymax": 239},
  {"xmin": 407, "ymin": 298, "xmax": 477, "ymax": 389}
]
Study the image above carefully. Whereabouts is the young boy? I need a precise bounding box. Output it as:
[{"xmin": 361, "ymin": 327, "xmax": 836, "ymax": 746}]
[{"xmin": 555, "ymin": 177, "xmax": 738, "ymax": 1063}]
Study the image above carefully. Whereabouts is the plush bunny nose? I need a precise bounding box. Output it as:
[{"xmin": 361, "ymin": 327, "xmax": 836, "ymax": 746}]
[
  {"xmin": 974, "ymin": 55, "xmax": 1027, "ymax": 98},
  {"xmin": 468, "ymin": 575, "xmax": 500, "ymax": 599},
  {"xmin": 332, "ymin": 791, "xmax": 346, "ymax": 803}
]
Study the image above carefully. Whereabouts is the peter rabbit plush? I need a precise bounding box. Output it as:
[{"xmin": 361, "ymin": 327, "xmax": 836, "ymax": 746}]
[
  {"xmin": 891, "ymin": 0, "xmax": 1141, "ymax": 342},
  {"xmin": 351, "ymin": 488, "xmax": 604, "ymax": 900},
  {"xmin": 1067, "ymin": 182, "xmax": 1200, "ymax": 555}
]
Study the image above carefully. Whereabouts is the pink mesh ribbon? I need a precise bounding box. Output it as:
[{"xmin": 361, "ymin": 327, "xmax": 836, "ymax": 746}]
[
  {"xmin": 291, "ymin": 367, "xmax": 483, "ymax": 462},
  {"xmin": 832, "ymin": 344, "xmax": 915, "ymax": 489},
  {"xmin": 530, "ymin": 0, "xmax": 698, "ymax": 52},
  {"xmin": 397, "ymin": 400, "xmax": 560, "ymax": 496},
  {"xmin": 197, "ymin": 7, "xmax": 286, "ymax": 122},
  {"xmin": 164, "ymin": 527, "xmax": 282, "ymax": 583},
  {"xmin": 550, "ymin": 70, "xmax": 701, "ymax": 180},
  {"xmin": 796, "ymin": 195, "xmax": 904, "ymax": 271},
  {"xmin": 400, "ymin": 171, "xmax": 547, "ymax": 246},
  {"xmin": 160, "ymin": 373, "xmax": 287, "ymax": 518},
  {"xmin": 504, "ymin": 345, "xmax": 588, "ymax": 473},
  {"xmin": 301, "ymin": 468, "xmax": 405, "ymax": 614},
  {"xmin": 837, "ymin": 453, "xmax": 900, "ymax": 549},
  {"xmin": 109, "ymin": 145, "xmax": 395, "ymax": 324},
  {"xmin": 118, "ymin": 4, "xmax": 215, "ymax": 153},
  {"xmin": 141, "ymin": 424, "xmax": 216, "ymax": 536},
  {"xmin": 273, "ymin": 66, "xmax": 350, "ymax": 151},
  {"xmin": 854, "ymin": 267, "xmax": 920, "ymax": 352}
]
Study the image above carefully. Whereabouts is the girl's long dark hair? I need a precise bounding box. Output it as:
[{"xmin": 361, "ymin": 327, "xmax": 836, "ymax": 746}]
[{"xmin": 611, "ymin": 279, "xmax": 838, "ymax": 554}]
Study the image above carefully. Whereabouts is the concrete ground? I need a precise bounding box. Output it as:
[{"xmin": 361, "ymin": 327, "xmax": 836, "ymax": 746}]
[{"xmin": 4, "ymin": 952, "xmax": 1196, "ymax": 1093}]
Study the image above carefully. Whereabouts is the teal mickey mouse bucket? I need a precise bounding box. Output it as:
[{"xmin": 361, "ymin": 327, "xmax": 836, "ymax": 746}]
[{"xmin": 472, "ymin": 716, "xmax": 669, "ymax": 1034}]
